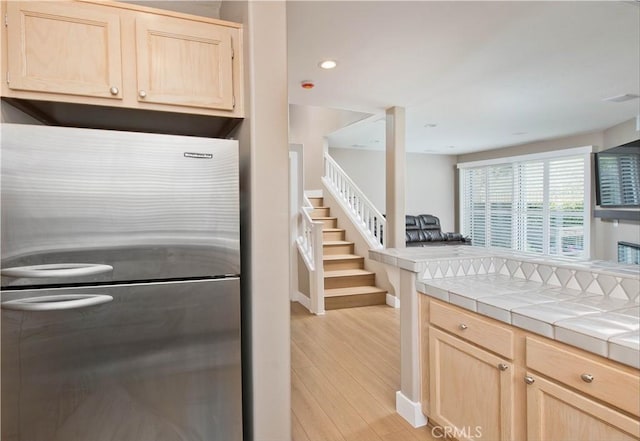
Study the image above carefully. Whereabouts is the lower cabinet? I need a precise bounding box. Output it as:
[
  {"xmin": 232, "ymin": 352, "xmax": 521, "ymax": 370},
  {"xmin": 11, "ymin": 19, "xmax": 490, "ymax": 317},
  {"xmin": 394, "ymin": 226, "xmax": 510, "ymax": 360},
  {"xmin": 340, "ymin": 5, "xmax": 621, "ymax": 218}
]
[
  {"xmin": 421, "ymin": 297, "xmax": 640, "ymax": 441},
  {"xmin": 525, "ymin": 374, "xmax": 640, "ymax": 441},
  {"xmin": 429, "ymin": 326, "xmax": 514, "ymax": 441}
]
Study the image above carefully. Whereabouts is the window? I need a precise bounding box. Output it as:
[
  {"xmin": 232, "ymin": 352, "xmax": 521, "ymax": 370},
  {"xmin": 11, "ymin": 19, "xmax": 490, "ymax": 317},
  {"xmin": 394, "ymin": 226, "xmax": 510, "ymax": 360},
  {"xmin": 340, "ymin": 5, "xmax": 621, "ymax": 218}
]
[{"xmin": 459, "ymin": 147, "xmax": 591, "ymax": 259}]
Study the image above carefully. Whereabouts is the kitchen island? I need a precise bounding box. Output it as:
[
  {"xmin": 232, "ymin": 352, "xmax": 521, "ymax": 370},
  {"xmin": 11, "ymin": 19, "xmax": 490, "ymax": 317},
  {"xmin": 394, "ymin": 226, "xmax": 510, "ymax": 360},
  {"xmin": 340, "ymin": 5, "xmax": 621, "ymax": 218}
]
[{"xmin": 371, "ymin": 246, "xmax": 639, "ymax": 440}]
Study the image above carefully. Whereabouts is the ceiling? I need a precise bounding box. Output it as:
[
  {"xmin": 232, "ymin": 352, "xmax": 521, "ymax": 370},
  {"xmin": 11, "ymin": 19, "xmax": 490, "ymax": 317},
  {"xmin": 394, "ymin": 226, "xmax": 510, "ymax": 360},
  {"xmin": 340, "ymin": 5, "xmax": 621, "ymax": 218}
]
[{"xmin": 287, "ymin": 1, "xmax": 640, "ymax": 154}]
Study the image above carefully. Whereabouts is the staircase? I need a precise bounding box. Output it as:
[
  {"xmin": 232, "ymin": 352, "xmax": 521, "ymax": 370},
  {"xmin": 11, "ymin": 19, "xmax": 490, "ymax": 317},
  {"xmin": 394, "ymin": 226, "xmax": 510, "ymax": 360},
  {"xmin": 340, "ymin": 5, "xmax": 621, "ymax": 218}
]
[{"xmin": 308, "ymin": 196, "xmax": 387, "ymax": 310}]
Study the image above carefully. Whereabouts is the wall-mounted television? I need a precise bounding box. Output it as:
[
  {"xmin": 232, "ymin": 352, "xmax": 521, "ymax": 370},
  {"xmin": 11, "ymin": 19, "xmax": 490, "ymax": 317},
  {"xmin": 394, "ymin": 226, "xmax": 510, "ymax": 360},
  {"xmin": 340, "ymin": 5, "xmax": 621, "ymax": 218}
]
[{"xmin": 595, "ymin": 139, "xmax": 640, "ymax": 208}]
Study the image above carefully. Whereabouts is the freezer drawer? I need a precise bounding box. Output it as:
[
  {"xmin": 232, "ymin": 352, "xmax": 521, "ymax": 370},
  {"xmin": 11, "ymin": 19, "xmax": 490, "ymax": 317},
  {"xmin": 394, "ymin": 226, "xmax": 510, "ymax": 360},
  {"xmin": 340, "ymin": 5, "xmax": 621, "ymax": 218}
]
[{"xmin": 1, "ymin": 278, "xmax": 242, "ymax": 441}]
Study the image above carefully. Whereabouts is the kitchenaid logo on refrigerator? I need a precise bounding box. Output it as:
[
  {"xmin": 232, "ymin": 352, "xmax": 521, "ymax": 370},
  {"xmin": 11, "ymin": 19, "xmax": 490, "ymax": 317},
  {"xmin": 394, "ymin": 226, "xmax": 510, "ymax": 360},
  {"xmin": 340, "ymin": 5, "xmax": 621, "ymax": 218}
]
[{"xmin": 184, "ymin": 152, "xmax": 213, "ymax": 159}]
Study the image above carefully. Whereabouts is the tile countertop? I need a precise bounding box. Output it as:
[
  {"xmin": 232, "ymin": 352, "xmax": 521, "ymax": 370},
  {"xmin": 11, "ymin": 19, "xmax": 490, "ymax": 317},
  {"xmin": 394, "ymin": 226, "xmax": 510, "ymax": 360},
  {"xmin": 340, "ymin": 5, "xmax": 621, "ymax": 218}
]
[{"xmin": 370, "ymin": 246, "xmax": 640, "ymax": 369}]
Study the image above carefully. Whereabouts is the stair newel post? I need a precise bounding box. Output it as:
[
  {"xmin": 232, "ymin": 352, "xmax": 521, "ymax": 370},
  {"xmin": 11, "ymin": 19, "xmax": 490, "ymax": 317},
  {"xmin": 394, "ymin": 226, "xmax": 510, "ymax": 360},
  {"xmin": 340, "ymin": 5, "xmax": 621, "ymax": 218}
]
[
  {"xmin": 310, "ymin": 221, "xmax": 325, "ymax": 314},
  {"xmin": 324, "ymin": 154, "xmax": 329, "ymax": 183}
]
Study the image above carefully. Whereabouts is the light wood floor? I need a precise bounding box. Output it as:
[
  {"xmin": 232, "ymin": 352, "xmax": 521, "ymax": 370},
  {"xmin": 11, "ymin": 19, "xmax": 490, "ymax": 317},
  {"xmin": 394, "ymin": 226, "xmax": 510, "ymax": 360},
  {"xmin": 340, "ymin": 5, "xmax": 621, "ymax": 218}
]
[{"xmin": 290, "ymin": 302, "xmax": 439, "ymax": 441}]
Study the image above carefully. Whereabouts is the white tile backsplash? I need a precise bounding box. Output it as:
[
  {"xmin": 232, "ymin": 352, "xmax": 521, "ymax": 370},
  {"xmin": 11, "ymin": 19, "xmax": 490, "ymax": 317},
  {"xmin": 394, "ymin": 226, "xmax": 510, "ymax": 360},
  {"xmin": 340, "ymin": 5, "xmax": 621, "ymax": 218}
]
[{"xmin": 375, "ymin": 246, "xmax": 640, "ymax": 368}]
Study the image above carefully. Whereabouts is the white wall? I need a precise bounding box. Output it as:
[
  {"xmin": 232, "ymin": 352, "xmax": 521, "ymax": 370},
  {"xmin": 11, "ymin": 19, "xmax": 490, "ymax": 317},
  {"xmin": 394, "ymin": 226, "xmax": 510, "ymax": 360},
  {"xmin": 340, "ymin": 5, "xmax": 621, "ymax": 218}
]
[
  {"xmin": 220, "ymin": 2, "xmax": 291, "ymax": 441},
  {"xmin": 405, "ymin": 152, "xmax": 457, "ymax": 232},
  {"xmin": 289, "ymin": 104, "xmax": 370, "ymax": 189},
  {"xmin": 457, "ymin": 131, "xmax": 604, "ymax": 163},
  {"xmin": 328, "ymin": 148, "xmax": 458, "ymax": 232},
  {"xmin": 328, "ymin": 148, "xmax": 385, "ymax": 208}
]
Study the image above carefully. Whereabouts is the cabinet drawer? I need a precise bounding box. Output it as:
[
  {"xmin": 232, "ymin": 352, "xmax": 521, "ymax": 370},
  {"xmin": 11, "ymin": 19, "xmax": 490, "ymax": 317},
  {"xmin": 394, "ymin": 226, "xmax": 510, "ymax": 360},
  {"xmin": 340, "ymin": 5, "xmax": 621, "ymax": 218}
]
[
  {"xmin": 430, "ymin": 300, "xmax": 514, "ymax": 359},
  {"xmin": 526, "ymin": 337, "xmax": 640, "ymax": 416}
]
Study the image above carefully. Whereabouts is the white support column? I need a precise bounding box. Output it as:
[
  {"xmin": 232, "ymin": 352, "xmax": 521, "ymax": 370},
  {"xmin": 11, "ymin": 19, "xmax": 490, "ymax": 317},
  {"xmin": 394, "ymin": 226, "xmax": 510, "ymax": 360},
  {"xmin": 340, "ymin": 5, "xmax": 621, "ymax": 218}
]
[
  {"xmin": 385, "ymin": 106, "xmax": 406, "ymax": 249},
  {"xmin": 396, "ymin": 269, "xmax": 427, "ymax": 427}
]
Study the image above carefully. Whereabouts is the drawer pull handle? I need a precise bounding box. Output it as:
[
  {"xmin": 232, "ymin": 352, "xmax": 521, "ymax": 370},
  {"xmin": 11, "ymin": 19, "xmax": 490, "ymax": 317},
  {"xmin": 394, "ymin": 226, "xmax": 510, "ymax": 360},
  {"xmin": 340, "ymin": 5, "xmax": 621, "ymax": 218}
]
[
  {"xmin": 498, "ymin": 363, "xmax": 509, "ymax": 371},
  {"xmin": 139, "ymin": 90, "xmax": 147, "ymax": 98},
  {"xmin": 110, "ymin": 86, "xmax": 119, "ymax": 95},
  {"xmin": 524, "ymin": 376, "xmax": 535, "ymax": 385},
  {"xmin": 580, "ymin": 373, "xmax": 594, "ymax": 383},
  {"xmin": 459, "ymin": 324, "xmax": 468, "ymax": 330}
]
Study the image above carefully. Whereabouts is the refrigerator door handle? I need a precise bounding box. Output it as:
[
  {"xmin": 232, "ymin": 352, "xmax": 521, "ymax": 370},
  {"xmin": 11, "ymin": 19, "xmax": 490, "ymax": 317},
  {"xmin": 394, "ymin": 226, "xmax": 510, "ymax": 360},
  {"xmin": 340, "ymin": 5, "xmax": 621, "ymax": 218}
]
[
  {"xmin": 1, "ymin": 294, "xmax": 114, "ymax": 311},
  {"xmin": 1, "ymin": 263, "xmax": 113, "ymax": 278}
]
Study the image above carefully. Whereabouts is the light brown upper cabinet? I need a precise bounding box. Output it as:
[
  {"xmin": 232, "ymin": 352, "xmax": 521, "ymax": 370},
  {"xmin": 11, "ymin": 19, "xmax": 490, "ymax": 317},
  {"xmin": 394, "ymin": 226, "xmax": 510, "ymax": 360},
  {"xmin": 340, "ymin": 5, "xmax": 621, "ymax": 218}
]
[
  {"xmin": 5, "ymin": 1, "xmax": 123, "ymax": 100},
  {"xmin": 2, "ymin": 0, "xmax": 244, "ymax": 118},
  {"xmin": 135, "ymin": 14, "xmax": 235, "ymax": 111}
]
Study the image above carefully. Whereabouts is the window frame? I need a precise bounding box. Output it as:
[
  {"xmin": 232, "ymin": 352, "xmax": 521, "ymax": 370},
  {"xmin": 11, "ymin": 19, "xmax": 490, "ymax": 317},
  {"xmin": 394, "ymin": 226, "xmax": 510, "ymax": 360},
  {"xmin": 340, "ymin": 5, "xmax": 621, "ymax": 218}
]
[{"xmin": 457, "ymin": 146, "xmax": 593, "ymax": 259}]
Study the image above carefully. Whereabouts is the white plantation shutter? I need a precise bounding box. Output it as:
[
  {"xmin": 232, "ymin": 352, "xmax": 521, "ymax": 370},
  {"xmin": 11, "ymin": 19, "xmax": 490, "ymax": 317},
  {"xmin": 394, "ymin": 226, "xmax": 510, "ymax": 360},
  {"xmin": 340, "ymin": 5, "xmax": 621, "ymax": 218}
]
[
  {"xmin": 515, "ymin": 161, "xmax": 544, "ymax": 254},
  {"xmin": 548, "ymin": 157, "xmax": 586, "ymax": 257},
  {"xmin": 462, "ymin": 168, "xmax": 487, "ymax": 247},
  {"xmin": 459, "ymin": 148, "xmax": 590, "ymax": 259},
  {"xmin": 487, "ymin": 165, "xmax": 513, "ymax": 249}
]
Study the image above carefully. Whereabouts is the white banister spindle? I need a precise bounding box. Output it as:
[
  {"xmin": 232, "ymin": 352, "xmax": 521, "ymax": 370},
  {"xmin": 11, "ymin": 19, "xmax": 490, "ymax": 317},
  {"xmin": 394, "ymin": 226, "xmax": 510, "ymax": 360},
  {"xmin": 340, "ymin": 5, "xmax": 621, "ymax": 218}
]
[{"xmin": 322, "ymin": 153, "xmax": 386, "ymax": 249}]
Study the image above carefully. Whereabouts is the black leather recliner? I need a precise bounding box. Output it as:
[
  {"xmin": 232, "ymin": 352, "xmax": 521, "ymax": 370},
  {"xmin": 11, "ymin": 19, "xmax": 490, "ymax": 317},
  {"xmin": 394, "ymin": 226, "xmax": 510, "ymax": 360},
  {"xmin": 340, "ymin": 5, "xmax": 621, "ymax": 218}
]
[{"xmin": 405, "ymin": 214, "xmax": 468, "ymax": 247}]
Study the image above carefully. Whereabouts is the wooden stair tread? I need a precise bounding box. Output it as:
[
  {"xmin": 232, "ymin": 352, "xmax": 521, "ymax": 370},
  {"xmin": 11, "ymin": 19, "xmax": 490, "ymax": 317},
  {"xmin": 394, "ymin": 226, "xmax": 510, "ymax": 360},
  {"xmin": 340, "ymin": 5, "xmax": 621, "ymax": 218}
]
[
  {"xmin": 324, "ymin": 286, "xmax": 387, "ymax": 297},
  {"xmin": 311, "ymin": 216, "xmax": 336, "ymax": 220},
  {"xmin": 324, "ymin": 269, "xmax": 374, "ymax": 278},
  {"xmin": 323, "ymin": 254, "xmax": 362, "ymax": 261},
  {"xmin": 323, "ymin": 228, "xmax": 344, "ymax": 232},
  {"xmin": 323, "ymin": 240, "xmax": 353, "ymax": 246}
]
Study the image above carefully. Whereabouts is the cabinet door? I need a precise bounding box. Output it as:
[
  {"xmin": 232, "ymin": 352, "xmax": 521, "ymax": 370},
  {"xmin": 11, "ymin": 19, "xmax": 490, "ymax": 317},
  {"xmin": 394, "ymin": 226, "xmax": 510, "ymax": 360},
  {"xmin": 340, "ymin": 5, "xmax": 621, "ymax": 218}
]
[
  {"xmin": 429, "ymin": 327, "xmax": 514, "ymax": 441},
  {"xmin": 526, "ymin": 374, "xmax": 640, "ymax": 441},
  {"xmin": 135, "ymin": 15, "xmax": 235, "ymax": 111},
  {"xmin": 6, "ymin": 2, "xmax": 123, "ymax": 100}
]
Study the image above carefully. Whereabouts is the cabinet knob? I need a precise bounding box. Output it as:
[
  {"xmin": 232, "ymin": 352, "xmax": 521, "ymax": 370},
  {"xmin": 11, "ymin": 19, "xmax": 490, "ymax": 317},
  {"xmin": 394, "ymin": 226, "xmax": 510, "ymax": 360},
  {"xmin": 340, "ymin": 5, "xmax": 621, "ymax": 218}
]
[
  {"xmin": 580, "ymin": 373, "xmax": 594, "ymax": 383},
  {"xmin": 459, "ymin": 324, "xmax": 468, "ymax": 330},
  {"xmin": 139, "ymin": 90, "xmax": 147, "ymax": 98},
  {"xmin": 109, "ymin": 86, "xmax": 119, "ymax": 95},
  {"xmin": 524, "ymin": 376, "xmax": 535, "ymax": 385},
  {"xmin": 498, "ymin": 363, "xmax": 509, "ymax": 371}
]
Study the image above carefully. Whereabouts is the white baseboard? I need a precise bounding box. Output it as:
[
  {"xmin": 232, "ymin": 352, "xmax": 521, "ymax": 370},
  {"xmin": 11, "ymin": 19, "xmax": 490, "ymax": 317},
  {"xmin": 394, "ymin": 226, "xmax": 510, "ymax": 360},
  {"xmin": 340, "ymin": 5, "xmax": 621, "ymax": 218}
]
[
  {"xmin": 294, "ymin": 291, "xmax": 311, "ymax": 311},
  {"xmin": 396, "ymin": 391, "xmax": 428, "ymax": 428},
  {"xmin": 386, "ymin": 293, "xmax": 400, "ymax": 308},
  {"xmin": 293, "ymin": 292, "xmax": 325, "ymax": 315}
]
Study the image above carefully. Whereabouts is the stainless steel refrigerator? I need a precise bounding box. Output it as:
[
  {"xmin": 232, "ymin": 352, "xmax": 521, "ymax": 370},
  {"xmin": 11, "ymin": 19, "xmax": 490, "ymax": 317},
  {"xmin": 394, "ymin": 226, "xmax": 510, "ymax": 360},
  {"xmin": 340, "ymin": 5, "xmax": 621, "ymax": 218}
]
[{"xmin": 0, "ymin": 123, "xmax": 242, "ymax": 441}]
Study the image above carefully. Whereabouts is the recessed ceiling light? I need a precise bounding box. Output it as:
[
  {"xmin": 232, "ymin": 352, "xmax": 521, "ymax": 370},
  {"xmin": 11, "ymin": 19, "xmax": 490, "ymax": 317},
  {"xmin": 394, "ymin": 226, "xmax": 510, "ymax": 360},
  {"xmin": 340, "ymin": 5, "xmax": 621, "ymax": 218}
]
[
  {"xmin": 424, "ymin": 123, "xmax": 438, "ymax": 128},
  {"xmin": 447, "ymin": 146, "xmax": 456, "ymax": 149},
  {"xmin": 319, "ymin": 60, "xmax": 337, "ymax": 69},
  {"xmin": 602, "ymin": 94, "xmax": 639, "ymax": 103},
  {"xmin": 512, "ymin": 132, "xmax": 527, "ymax": 136}
]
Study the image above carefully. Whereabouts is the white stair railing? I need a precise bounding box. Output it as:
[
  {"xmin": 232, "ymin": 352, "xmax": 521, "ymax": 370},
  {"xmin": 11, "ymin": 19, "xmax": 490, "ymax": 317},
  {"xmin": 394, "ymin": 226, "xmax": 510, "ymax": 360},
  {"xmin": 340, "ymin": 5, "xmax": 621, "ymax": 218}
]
[
  {"xmin": 322, "ymin": 153, "xmax": 385, "ymax": 249},
  {"xmin": 296, "ymin": 195, "xmax": 325, "ymax": 314}
]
